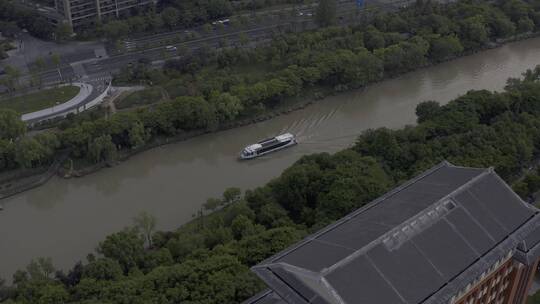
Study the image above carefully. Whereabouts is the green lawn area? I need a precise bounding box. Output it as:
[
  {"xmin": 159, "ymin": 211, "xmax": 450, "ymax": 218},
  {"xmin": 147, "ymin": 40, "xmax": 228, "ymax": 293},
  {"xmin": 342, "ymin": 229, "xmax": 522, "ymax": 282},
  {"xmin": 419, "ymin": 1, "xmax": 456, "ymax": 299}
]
[
  {"xmin": 0, "ymin": 85, "xmax": 80, "ymax": 114},
  {"xmin": 116, "ymin": 87, "xmax": 164, "ymax": 109}
]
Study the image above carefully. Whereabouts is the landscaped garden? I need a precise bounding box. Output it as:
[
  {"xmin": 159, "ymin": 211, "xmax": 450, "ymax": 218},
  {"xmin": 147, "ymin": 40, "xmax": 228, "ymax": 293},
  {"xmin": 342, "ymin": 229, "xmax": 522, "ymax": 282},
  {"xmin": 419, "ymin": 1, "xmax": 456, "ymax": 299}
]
[{"xmin": 0, "ymin": 85, "xmax": 80, "ymax": 114}]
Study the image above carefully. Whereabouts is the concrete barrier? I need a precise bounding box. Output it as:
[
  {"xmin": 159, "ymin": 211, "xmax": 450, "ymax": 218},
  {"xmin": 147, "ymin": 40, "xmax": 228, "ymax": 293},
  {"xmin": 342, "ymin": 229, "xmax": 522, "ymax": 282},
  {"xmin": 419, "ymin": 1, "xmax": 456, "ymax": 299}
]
[
  {"xmin": 21, "ymin": 83, "xmax": 90, "ymax": 122},
  {"xmin": 22, "ymin": 82, "xmax": 112, "ymax": 125},
  {"xmin": 77, "ymin": 82, "xmax": 111, "ymax": 113}
]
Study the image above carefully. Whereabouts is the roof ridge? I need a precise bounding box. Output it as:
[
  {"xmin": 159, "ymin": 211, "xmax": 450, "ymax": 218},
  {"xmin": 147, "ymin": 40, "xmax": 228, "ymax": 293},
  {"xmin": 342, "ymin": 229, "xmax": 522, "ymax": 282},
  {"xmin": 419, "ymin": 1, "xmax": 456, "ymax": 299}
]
[
  {"xmin": 490, "ymin": 168, "xmax": 539, "ymax": 211},
  {"xmin": 269, "ymin": 262, "xmax": 345, "ymax": 304}
]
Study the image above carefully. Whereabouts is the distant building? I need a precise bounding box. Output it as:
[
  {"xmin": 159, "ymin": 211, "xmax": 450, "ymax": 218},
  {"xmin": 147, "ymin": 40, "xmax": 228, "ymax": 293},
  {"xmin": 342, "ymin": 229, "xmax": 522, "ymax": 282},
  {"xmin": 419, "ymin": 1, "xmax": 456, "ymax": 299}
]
[
  {"xmin": 52, "ymin": 0, "xmax": 158, "ymax": 28},
  {"xmin": 245, "ymin": 162, "xmax": 540, "ymax": 304}
]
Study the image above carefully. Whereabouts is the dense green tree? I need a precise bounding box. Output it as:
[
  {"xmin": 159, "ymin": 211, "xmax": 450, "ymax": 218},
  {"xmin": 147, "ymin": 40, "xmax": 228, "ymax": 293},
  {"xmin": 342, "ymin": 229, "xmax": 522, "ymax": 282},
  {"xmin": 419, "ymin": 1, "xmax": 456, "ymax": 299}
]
[
  {"xmin": 0, "ymin": 139, "xmax": 15, "ymax": 169},
  {"xmin": 316, "ymin": 152, "xmax": 390, "ymax": 220},
  {"xmin": 502, "ymin": 0, "xmax": 531, "ymax": 22},
  {"xmin": 54, "ymin": 23, "xmax": 72, "ymax": 42},
  {"xmin": 269, "ymin": 159, "xmax": 325, "ymax": 220},
  {"xmin": 416, "ymin": 100, "xmax": 441, "ymax": 123},
  {"xmin": 3, "ymin": 64, "xmax": 21, "ymax": 91},
  {"xmin": 0, "ymin": 109, "xmax": 25, "ymax": 141},
  {"xmin": 14, "ymin": 137, "xmax": 47, "ymax": 168},
  {"xmin": 517, "ymin": 17, "xmax": 535, "ymax": 33},
  {"xmin": 81, "ymin": 258, "xmax": 123, "ymax": 280},
  {"xmin": 204, "ymin": 197, "xmax": 222, "ymax": 212},
  {"xmin": 50, "ymin": 53, "xmax": 61, "ymax": 68},
  {"xmin": 210, "ymin": 92, "xmax": 244, "ymax": 123},
  {"xmin": 161, "ymin": 7, "xmax": 180, "ymax": 29},
  {"xmin": 166, "ymin": 232, "xmax": 206, "ymax": 261},
  {"xmin": 55, "ymin": 262, "xmax": 83, "ymax": 288},
  {"xmin": 26, "ymin": 258, "xmax": 55, "ymax": 281},
  {"xmin": 97, "ymin": 228, "xmax": 145, "ymax": 272},
  {"xmin": 133, "ymin": 211, "xmax": 157, "ymax": 247},
  {"xmin": 203, "ymin": 225, "xmax": 233, "ymax": 248},
  {"xmin": 429, "ymin": 35, "xmax": 464, "ymax": 61},
  {"xmin": 102, "ymin": 20, "xmax": 130, "ymax": 41},
  {"xmin": 0, "ymin": 277, "xmax": 11, "ymax": 302},
  {"xmin": 490, "ymin": 15, "xmax": 516, "ymax": 38},
  {"xmin": 88, "ymin": 135, "xmax": 116, "ymax": 163},
  {"xmin": 141, "ymin": 248, "xmax": 174, "ymax": 272},
  {"xmin": 34, "ymin": 283, "xmax": 69, "ymax": 304},
  {"xmin": 459, "ymin": 15, "xmax": 489, "ymax": 49},
  {"xmin": 223, "ymin": 187, "xmax": 242, "ymax": 204},
  {"xmin": 127, "ymin": 121, "xmax": 147, "ymax": 148},
  {"xmin": 231, "ymin": 214, "xmax": 258, "ymax": 240},
  {"xmin": 10, "ymin": 258, "xmax": 68, "ymax": 304},
  {"xmin": 127, "ymin": 16, "xmax": 147, "ymax": 32},
  {"xmin": 235, "ymin": 227, "xmax": 305, "ymax": 265},
  {"xmin": 364, "ymin": 26, "xmax": 386, "ymax": 51},
  {"xmin": 315, "ymin": 0, "xmax": 337, "ymax": 27}
]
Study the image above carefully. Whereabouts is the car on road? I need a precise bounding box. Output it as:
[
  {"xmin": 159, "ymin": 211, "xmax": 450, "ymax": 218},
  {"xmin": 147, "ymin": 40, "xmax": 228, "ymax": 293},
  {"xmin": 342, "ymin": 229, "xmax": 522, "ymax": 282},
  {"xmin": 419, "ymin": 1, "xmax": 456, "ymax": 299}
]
[
  {"xmin": 212, "ymin": 19, "xmax": 230, "ymax": 25},
  {"xmin": 165, "ymin": 45, "xmax": 177, "ymax": 51}
]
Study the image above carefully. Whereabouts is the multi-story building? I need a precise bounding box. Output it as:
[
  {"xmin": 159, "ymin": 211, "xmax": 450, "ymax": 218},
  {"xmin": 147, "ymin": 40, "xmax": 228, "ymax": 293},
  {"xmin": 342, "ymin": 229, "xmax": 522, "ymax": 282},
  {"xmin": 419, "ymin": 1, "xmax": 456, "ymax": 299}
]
[
  {"xmin": 53, "ymin": 0, "xmax": 157, "ymax": 28},
  {"xmin": 246, "ymin": 161, "xmax": 540, "ymax": 304}
]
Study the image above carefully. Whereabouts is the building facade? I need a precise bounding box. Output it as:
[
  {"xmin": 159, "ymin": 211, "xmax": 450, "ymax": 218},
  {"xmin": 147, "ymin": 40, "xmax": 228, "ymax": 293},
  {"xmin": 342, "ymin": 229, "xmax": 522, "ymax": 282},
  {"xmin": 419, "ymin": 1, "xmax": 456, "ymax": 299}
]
[
  {"xmin": 245, "ymin": 162, "xmax": 540, "ymax": 304},
  {"xmin": 53, "ymin": 0, "xmax": 157, "ymax": 28},
  {"xmin": 451, "ymin": 255, "xmax": 538, "ymax": 304}
]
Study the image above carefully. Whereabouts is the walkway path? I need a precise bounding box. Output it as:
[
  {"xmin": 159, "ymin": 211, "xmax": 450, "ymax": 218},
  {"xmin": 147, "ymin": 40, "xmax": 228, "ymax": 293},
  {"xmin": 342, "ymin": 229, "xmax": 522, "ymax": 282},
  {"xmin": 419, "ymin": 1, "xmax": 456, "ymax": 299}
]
[
  {"xmin": 21, "ymin": 83, "xmax": 93, "ymax": 122},
  {"xmin": 104, "ymin": 86, "xmax": 145, "ymax": 116}
]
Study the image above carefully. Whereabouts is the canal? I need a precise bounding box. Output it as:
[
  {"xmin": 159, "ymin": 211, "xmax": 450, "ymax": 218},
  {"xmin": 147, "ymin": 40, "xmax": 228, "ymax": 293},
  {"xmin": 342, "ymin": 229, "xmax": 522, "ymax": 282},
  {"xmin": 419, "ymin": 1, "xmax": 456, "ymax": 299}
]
[{"xmin": 2, "ymin": 37, "xmax": 540, "ymax": 280}]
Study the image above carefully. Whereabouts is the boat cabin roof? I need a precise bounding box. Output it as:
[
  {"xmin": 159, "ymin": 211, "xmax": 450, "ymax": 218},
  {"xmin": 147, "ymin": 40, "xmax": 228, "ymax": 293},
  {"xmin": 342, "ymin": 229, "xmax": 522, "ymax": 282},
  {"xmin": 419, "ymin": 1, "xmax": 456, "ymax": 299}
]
[
  {"xmin": 275, "ymin": 133, "xmax": 294, "ymax": 141},
  {"xmin": 244, "ymin": 143, "xmax": 263, "ymax": 152},
  {"xmin": 245, "ymin": 133, "xmax": 294, "ymax": 152}
]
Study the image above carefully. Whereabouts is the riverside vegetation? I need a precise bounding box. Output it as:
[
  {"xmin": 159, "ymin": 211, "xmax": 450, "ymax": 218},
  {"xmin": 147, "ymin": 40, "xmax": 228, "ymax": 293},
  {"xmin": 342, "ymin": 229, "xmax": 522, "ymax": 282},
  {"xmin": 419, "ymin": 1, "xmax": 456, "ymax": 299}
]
[
  {"xmin": 1, "ymin": 0, "xmax": 540, "ymax": 175},
  {"xmin": 2, "ymin": 62, "xmax": 540, "ymax": 303}
]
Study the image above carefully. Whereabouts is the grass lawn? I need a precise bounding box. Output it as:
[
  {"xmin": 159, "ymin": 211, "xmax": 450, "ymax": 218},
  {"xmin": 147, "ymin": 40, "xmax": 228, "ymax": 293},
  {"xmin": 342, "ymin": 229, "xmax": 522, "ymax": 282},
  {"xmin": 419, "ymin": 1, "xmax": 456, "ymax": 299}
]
[
  {"xmin": 0, "ymin": 86, "xmax": 80, "ymax": 114},
  {"xmin": 116, "ymin": 87, "xmax": 164, "ymax": 110}
]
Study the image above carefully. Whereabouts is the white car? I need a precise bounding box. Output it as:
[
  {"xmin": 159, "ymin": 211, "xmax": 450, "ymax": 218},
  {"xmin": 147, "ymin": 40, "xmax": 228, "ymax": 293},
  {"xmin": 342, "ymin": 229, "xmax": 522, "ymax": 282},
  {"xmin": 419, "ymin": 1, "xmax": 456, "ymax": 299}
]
[
  {"xmin": 212, "ymin": 19, "xmax": 230, "ymax": 25},
  {"xmin": 165, "ymin": 45, "xmax": 177, "ymax": 51}
]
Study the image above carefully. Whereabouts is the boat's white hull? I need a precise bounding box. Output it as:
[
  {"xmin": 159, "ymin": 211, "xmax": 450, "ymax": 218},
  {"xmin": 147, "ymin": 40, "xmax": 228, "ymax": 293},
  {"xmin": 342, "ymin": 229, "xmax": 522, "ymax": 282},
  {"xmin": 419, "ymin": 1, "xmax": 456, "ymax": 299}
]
[{"xmin": 240, "ymin": 140, "xmax": 297, "ymax": 160}]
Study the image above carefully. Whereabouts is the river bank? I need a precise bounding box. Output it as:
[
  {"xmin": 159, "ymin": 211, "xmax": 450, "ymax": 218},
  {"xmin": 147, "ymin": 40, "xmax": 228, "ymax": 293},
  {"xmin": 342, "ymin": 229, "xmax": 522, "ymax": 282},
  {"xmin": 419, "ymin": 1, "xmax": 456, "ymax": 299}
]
[
  {"xmin": 2, "ymin": 34, "xmax": 540, "ymax": 280},
  {"xmin": 2, "ymin": 31, "xmax": 537, "ymax": 198},
  {"xmin": 0, "ymin": 83, "xmax": 319, "ymax": 199},
  {"xmin": 58, "ymin": 95, "xmax": 317, "ymax": 178}
]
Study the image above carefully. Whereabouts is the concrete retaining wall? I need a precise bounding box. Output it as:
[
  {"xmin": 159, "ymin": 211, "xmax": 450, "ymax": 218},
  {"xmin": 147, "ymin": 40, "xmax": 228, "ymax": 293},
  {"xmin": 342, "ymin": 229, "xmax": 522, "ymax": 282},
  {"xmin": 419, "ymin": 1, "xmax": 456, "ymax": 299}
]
[{"xmin": 22, "ymin": 82, "xmax": 112, "ymax": 125}]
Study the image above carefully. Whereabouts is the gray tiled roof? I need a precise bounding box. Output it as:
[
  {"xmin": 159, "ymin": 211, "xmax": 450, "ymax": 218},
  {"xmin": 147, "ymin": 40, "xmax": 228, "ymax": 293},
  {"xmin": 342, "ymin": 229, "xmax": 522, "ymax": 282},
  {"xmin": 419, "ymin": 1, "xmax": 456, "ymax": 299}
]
[
  {"xmin": 514, "ymin": 214, "xmax": 540, "ymax": 266},
  {"xmin": 248, "ymin": 162, "xmax": 540, "ymax": 304},
  {"xmin": 246, "ymin": 290, "xmax": 287, "ymax": 304}
]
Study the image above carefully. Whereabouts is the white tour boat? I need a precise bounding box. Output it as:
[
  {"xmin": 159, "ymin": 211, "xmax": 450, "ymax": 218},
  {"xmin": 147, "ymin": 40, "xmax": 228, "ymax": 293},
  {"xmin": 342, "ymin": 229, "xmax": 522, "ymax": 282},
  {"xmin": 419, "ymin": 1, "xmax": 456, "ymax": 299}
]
[{"xmin": 240, "ymin": 133, "xmax": 297, "ymax": 160}]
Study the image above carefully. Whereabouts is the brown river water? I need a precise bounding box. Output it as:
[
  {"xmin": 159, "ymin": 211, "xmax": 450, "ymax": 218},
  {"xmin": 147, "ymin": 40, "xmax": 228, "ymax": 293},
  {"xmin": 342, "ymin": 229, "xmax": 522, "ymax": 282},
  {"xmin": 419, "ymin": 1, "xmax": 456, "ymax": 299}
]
[{"xmin": 2, "ymin": 38, "xmax": 540, "ymax": 280}]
